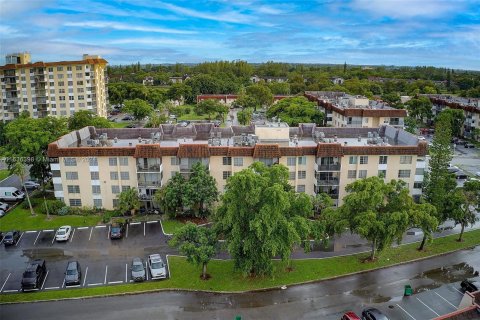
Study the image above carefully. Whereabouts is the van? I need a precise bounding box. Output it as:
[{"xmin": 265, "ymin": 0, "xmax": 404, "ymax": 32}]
[{"xmin": 0, "ymin": 187, "xmax": 25, "ymax": 201}]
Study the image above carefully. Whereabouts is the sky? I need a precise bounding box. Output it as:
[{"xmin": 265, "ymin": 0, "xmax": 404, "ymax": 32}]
[{"xmin": 0, "ymin": 0, "xmax": 479, "ymax": 69}]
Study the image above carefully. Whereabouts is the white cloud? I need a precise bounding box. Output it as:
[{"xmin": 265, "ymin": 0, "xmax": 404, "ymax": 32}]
[
  {"xmin": 64, "ymin": 21, "xmax": 196, "ymax": 34},
  {"xmin": 108, "ymin": 37, "xmax": 222, "ymax": 48}
]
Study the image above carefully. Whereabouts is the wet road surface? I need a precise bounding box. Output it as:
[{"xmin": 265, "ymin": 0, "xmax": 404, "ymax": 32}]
[{"xmin": 1, "ymin": 246, "xmax": 479, "ymax": 320}]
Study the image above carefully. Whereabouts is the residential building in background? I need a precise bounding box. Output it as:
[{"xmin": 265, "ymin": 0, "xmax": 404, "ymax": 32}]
[
  {"xmin": 196, "ymin": 94, "xmax": 289, "ymax": 106},
  {"xmin": 47, "ymin": 122, "xmax": 427, "ymax": 210},
  {"xmin": 425, "ymin": 94, "xmax": 480, "ymax": 140},
  {"xmin": 305, "ymin": 91, "xmax": 407, "ymax": 128},
  {"xmin": 0, "ymin": 53, "xmax": 108, "ymax": 121}
]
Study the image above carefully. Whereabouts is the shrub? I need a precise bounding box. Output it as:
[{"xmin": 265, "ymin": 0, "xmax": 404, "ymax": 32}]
[
  {"xmin": 21, "ymin": 198, "xmax": 42, "ymax": 209},
  {"xmin": 57, "ymin": 206, "xmax": 71, "ymax": 216}
]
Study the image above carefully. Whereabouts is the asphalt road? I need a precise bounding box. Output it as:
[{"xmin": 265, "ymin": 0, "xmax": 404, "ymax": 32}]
[{"xmin": 1, "ymin": 246, "xmax": 479, "ymax": 320}]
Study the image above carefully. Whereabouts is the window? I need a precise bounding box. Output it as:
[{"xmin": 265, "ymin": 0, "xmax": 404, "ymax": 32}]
[
  {"xmin": 289, "ymin": 172, "xmax": 296, "ymax": 180},
  {"xmin": 69, "ymin": 96, "xmax": 74, "ymax": 101},
  {"xmin": 171, "ymin": 157, "xmax": 179, "ymax": 165},
  {"xmin": 415, "ymin": 168, "xmax": 425, "ymax": 175},
  {"xmin": 398, "ymin": 170, "xmax": 411, "ymax": 178},
  {"xmin": 358, "ymin": 170, "xmax": 367, "ymax": 178},
  {"xmin": 113, "ymin": 199, "xmax": 119, "ymax": 208},
  {"xmin": 223, "ymin": 157, "xmax": 232, "ymax": 165},
  {"xmin": 68, "ymin": 81, "xmax": 73, "ymax": 86},
  {"xmin": 296, "ymin": 185, "xmax": 305, "ymax": 192},
  {"xmin": 111, "ymin": 186, "xmax": 120, "ymax": 194},
  {"xmin": 90, "ymin": 171, "xmax": 99, "ymax": 180},
  {"xmin": 379, "ymin": 156, "xmax": 388, "ymax": 164},
  {"xmin": 110, "ymin": 172, "xmax": 119, "ymax": 180},
  {"xmin": 120, "ymin": 172, "xmax": 130, "ymax": 180},
  {"xmin": 119, "ymin": 157, "xmax": 128, "ymax": 166},
  {"xmin": 349, "ymin": 156, "xmax": 358, "ymax": 164},
  {"xmin": 92, "ymin": 185, "xmax": 101, "ymax": 194},
  {"xmin": 67, "ymin": 185, "xmax": 80, "ymax": 193},
  {"xmin": 223, "ymin": 171, "xmax": 232, "ymax": 180},
  {"xmin": 233, "ymin": 157, "xmax": 243, "ymax": 167},
  {"xmin": 297, "ymin": 171, "xmax": 306, "ymax": 179},
  {"xmin": 359, "ymin": 156, "xmax": 368, "ymax": 164},
  {"xmin": 287, "ymin": 157, "xmax": 296, "ymax": 166},
  {"xmin": 298, "ymin": 156, "xmax": 306, "ymax": 165},
  {"xmin": 347, "ymin": 170, "xmax": 357, "ymax": 179},
  {"xmin": 109, "ymin": 157, "xmax": 117, "ymax": 166},
  {"xmin": 89, "ymin": 157, "xmax": 98, "ymax": 166},
  {"xmin": 122, "ymin": 186, "xmax": 130, "ymax": 192},
  {"xmin": 400, "ymin": 156, "xmax": 412, "ymax": 164},
  {"xmin": 414, "ymin": 182, "xmax": 423, "ymax": 189},
  {"xmin": 58, "ymin": 81, "xmax": 64, "ymax": 86},
  {"xmin": 77, "ymin": 80, "xmax": 83, "ymax": 86},
  {"xmin": 378, "ymin": 170, "xmax": 387, "ymax": 178},
  {"xmin": 69, "ymin": 199, "xmax": 82, "ymax": 207},
  {"xmin": 58, "ymin": 74, "xmax": 64, "ymax": 79},
  {"xmin": 76, "ymin": 66, "xmax": 82, "ymax": 71},
  {"xmin": 67, "ymin": 66, "xmax": 72, "ymax": 71},
  {"xmin": 65, "ymin": 172, "xmax": 78, "ymax": 180},
  {"xmin": 48, "ymin": 67, "xmax": 54, "ymax": 72},
  {"xmin": 93, "ymin": 199, "xmax": 102, "ymax": 208},
  {"xmin": 63, "ymin": 158, "xmax": 77, "ymax": 166}
]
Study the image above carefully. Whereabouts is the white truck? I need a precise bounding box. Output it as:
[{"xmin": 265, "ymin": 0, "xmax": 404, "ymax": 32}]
[{"xmin": 0, "ymin": 187, "xmax": 25, "ymax": 201}]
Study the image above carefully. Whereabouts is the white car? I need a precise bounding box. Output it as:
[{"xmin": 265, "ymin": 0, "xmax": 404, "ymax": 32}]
[
  {"xmin": 148, "ymin": 254, "xmax": 167, "ymax": 279},
  {"xmin": 0, "ymin": 209, "xmax": 5, "ymax": 218},
  {"xmin": 23, "ymin": 181, "xmax": 40, "ymax": 190},
  {"xmin": 476, "ymin": 172, "xmax": 480, "ymax": 178},
  {"xmin": 417, "ymin": 136, "xmax": 426, "ymax": 140},
  {"xmin": 0, "ymin": 202, "xmax": 9, "ymax": 211},
  {"xmin": 55, "ymin": 226, "xmax": 72, "ymax": 242}
]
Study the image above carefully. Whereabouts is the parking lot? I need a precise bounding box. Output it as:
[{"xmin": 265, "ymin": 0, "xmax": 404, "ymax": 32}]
[{"xmin": 0, "ymin": 221, "xmax": 174, "ymax": 294}]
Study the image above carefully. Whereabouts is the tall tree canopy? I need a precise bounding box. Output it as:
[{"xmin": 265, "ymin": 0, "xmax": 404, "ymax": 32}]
[
  {"xmin": 123, "ymin": 99, "xmax": 154, "ymax": 121},
  {"xmin": 245, "ymin": 84, "xmax": 274, "ymax": 109},
  {"xmin": 266, "ymin": 96, "xmax": 324, "ymax": 126},
  {"xmin": 68, "ymin": 110, "xmax": 112, "ymax": 130},
  {"xmin": 406, "ymin": 96, "xmax": 433, "ymax": 123},
  {"xmin": 182, "ymin": 162, "xmax": 219, "ymax": 217},
  {"xmin": 195, "ymin": 99, "xmax": 229, "ymax": 121}
]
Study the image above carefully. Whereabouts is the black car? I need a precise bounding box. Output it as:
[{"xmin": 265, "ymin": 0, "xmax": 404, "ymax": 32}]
[
  {"xmin": 122, "ymin": 115, "xmax": 134, "ymax": 121},
  {"xmin": 461, "ymin": 279, "xmax": 479, "ymax": 293},
  {"xmin": 110, "ymin": 223, "xmax": 126, "ymax": 239},
  {"xmin": 3, "ymin": 230, "xmax": 20, "ymax": 246},
  {"xmin": 361, "ymin": 308, "xmax": 390, "ymax": 320},
  {"xmin": 21, "ymin": 259, "xmax": 47, "ymax": 291},
  {"xmin": 64, "ymin": 261, "xmax": 81, "ymax": 286},
  {"xmin": 464, "ymin": 142, "xmax": 475, "ymax": 148}
]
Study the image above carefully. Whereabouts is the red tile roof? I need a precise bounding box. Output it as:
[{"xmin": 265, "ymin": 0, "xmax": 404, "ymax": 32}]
[{"xmin": 253, "ymin": 144, "xmax": 281, "ymax": 158}]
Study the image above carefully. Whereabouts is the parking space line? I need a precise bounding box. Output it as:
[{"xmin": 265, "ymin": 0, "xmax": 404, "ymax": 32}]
[
  {"xmin": 15, "ymin": 232, "xmax": 24, "ymax": 246},
  {"xmin": 88, "ymin": 283, "xmax": 103, "ymax": 286},
  {"xmin": 451, "ymin": 286, "xmax": 464, "ymax": 295},
  {"xmin": 33, "ymin": 231, "xmax": 41, "ymax": 245},
  {"xmin": 62, "ymin": 279, "xmax": 65, "ymax": 288},
  {"xmin": 1, "ymin": 273, "xmax": 11, "ymax": 292},
  {"xmin": 95, "ymin": 225, "xmax": 106, "ymax": 228},
  {"xmin": 144, "ymin": 222, "xmax": 146, "ymax": 237},
  {"xmin": 83, "ymin": 266, "xmax": 88, "ymax": 286},
  {"xmin": 45, "ymin": 286, "xmax": 59, "ymax": 290},
  {"xmin": 3, "ymin": 289, "xmax": 19, "ymax": 293},
  {"xmin": 396, "ymin": 304, "xmax": 416, "ymax": 320},
  {"xmin": 70, "ymin": 228, "xmax": 76, "ymax": 242},
  {"xmin": 104, "ymin": 265, "xmax": 108, "ymax": 284},
  {"xmin": 77, "ymin": 227, "xmax": 89, "ymax": 230},
  {"xmin": 25, "ymin": 230, "xmax": 37, "ymax": 234},
  {"xmin": 88, "ymin": 227, "xmax": 93, "ymax": 241},
  {"xmin": 107, "ymin": 226, "xmax": 110, "ymax": 239},
  {"xmin": 130, "ymin": 222, "xmax": 141, "ymax": 225},
  {"xmin": 43, "ymin": 229, "xmax": 54, "ymax": 232},
  {"xmin": 51, "ymin": 231, "xmax": 57, "ymax": 244},
  {"xmin": 41, "ymin": 270, "xmax": 49, "ymax": 290},
  {"xmin": 66, "ymin": 285, "xmax": 80, "ymax": 288},
  {"xmin": 108, "ymin": 281, "xmax": 123, "ymax": 284},
  {"xmin": 125, "ymin": 264, "xmax": 128, "ymax": 283},
  {"xmin": 434, "ymin": 292, "xmax": 458, "ymax": 310},
  {"xmin": 145, "ymin": 262, "xmax": 149, "ymax": 280},
  {"xmin": 146, "ymin": 220, "xmax": 158, "ymax": 224},
  {"xmin": 416, "ymin": 297, "xmax": 440, "ymax": 317},
  {"xmin": 126, "ymin": 224, "xmax": 128, "ymax": 238},
  {"xmin": 0, "ymin": 239, "xmax": 3, "ymax": 245}
]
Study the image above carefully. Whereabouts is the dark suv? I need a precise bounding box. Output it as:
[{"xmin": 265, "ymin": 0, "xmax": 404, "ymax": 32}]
[
  {"xmin": 3, "ymin": 230, "xmax": 21, "ymax": 246},
  {"xmin": 64, "ymin": 261, "xmax": 81, "ymax": 286},
  {"xmin": 110, "ymin": 223, "xmax": 125, "ymax": 239},
  {"xmin": 21, "ymin": 259, "xmax": 47, "ymax": 291}
]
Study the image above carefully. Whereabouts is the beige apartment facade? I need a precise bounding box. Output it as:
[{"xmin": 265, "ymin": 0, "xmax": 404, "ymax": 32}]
[
  {"xmin": 1, "ymin": 53, "xmax": 108, "ymax": 121},
  {"xmin": 47, "ymin": 123, "xmax": 427, "ymax": 211}
]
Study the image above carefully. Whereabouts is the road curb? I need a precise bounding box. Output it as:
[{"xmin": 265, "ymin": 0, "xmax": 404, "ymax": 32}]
[{"xmin": 1, "ymin": 243, "xmax": 479, "ymax": 305}]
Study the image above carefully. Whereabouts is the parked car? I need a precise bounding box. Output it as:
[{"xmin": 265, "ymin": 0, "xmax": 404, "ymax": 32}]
[
  {"xmin": 22, "ymin": 180, "xmax": 40, "ymax": 190},
  {"xmin": 361, "ymin": 308, "xmax": 390, "ymax": 320},
  {"xmin": 55, "ymin": 226, "xmax": 72, "ymax": 242},
  {"xmin": 0, "ymin": 202, "xmax": 9, "ymax": 211},
  {"xmin": 122, "ymin": 115, "xmax": 134, "ymax": 121},
  {"xmin": 464, "ymin": 142, "xmax": 475, "ymax": 148},
  {"xmin": 3, "ymin": 230, "xmax": 21, "ymax": 246},
  {"xmin": 0, "ymin": 187, "xmax": 25, "ymax": 201},
  {"xmin": 110, "ymin": 223, "xmax": 126, "ymax": 239},
  {"xmin": 417, "ymin": 136, "xmax": 426, "ymax": 141},
  {"xmin": 64, "ymin": 261, "xmax": 81, "ymax": 286},
  {"xmin": 148, "ymin": 254, "xmax": 167, "ymax": 279},
  {"xmin": 21, "ymin": 259, "xmax": 47, "ymax": 291},
  {"xmin": 0, "ymin": 209, "xmax": 5, "ymax": 218},
  {"xmin": 131, "ymin": 257, "xmax": 146, "ymax": 282},
  {"xmin": 125, "ymin": 124, "xmax": 136, "ymax": 128},
  {"xmin": 447, "ymin": 166, "xmax": 460, "ymax": 173},
  {"xmin": 342, "ymin": 311, "xmax": 361, "ymax": 320},
  {"xmin": 460, "ymin": 279, "xmax": 479, "ymax": 293}
]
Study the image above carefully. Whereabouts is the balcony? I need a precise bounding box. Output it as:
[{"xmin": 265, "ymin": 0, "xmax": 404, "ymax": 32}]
[
  {"xmin": 315, "ymin": 179, "xmax": 340, "ymax": 186},
  {"xmin": 137, "ymin": 164, "xmax": 162, "ymax": 172},
  {"xmin": 316, "ymin": 163, "xmax": 341, "ymax": 171}
]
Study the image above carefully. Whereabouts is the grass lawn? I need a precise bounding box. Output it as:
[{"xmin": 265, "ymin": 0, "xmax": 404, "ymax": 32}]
[
  {"xmin": 110, "ymin": 121, "xmax": 133, "ymax": 128},
  {"xmin": 0, "ymin": 206, "xmax": 102, "ymax": 232},
  {"xmin": 0, "ymin": 169, "xmax": 10, "ymax": 181},
  {"xmin": 2, "ymin": 228, "xmax": 480, "ymax": 303},
  {"xmin": 161, "ymin": 219, "xmax": 186, "ymax": 234}
]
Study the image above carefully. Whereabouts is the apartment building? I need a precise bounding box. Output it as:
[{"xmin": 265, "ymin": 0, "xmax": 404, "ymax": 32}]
[
  {"xmin": 0, "ymin": 53, "xmax": 108, "ymax": 121},
  {"xmin": 47, "ymin": 122, "xmax": 427, "ymax": 210},
  {"xmin": 305, "ymin": 91, "xmax": 407, "ymax": 128},
  {"xmin": 426, "ymin": 94, "xmax": 480, "ymax": 140}
]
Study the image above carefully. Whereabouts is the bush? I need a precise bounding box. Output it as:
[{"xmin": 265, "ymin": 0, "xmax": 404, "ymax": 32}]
[
  {"xmin": 57, "ymin": 206, "xmax": 71, "ymax": 216},
  {"xmin": 37, "ymin": 200, "xmax": 65, "ymax": 215},
  {"xmin": 21, "ymin": 198, "xmax": 42, "ymax": 209},
  {"xmin": 102, "ymin": 211, "xmax": 122, "ymax": 223}
]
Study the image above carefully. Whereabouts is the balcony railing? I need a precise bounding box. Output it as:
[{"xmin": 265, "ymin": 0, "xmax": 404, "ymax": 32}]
[
  {"xmin": 316, "ymin": 179, "xmax": 340, "ymax": 186},
  {"xmin": 137, "ymin": 180, "xmax": 161, "ymax": 187},
  {"xmin": 316, "ymin": 163, "xmax": 341, "ymax": 171},
  {"xmin": 137, "ymin": 164, "xmax": 161, "ymax": 172}
]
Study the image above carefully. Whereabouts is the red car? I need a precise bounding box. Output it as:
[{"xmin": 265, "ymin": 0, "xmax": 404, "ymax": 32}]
[{"xmin": 341, "ymin": 311, "xmax": 361, "ymax": 320}]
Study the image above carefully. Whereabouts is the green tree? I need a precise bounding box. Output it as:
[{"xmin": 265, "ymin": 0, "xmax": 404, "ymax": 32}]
[
  {"xmin": 68, "ymin": 110, "xmax": 112, "ymax": 130},
  {"xmin": 10, "ymin": 161, "xmax": 35, "ymax": 216},
  {"xmin": 408, "ymin": 203, "xmax": 438, "ymax": 251},
  {"xmin": 144, "ymin": 113, "xmax": 167, "ymax": 128},
  {"xmin": 266, "ymin": 96, "xmax": 324, "ymax": 126},
  {"xmin": 123, "ymin": 99, "xmax": 154, "ymax": 121},
  {"xmin": 438, "ymin": 109, "xmax": 465, "ymax": 137},
  {"xmin": 404, "ymin": 116, "xmax": 418, "ymax": 134},
  {"xmin": 311, "ymin": 193, "xmax": 334, "ymax": 217},
  {"xmin": 449, "ymin": 188, "xmax": 477, "ymax": 242},
  {"xmin": 169, "ymin": 223, "xmax": 218, "ymax": 280},
  {"xmin": 232, "ymin": 94, "xmax": 257, "ymax": 110},
  {"xmin": 406, "ymin": 96, "xmax": 433, "ymax": 123},
  {"xmin": 196, "ymin": 99, "xmax": 229, "ymax": 121},
  {"xmin": 245, "ymin": 84, "xmax": 274, "ymax": 109},
  {"xmin": 154, "ymin": 173, "xmax": 186, "ymax": 217},
  {"xmin": 381, "ymin": 93, "xmax": 403, "ymax": 109},
  {"xmin": 464, "ymin": 180, "xmax": 480, "ymax": 209},
  {"xmin": 237, "ymin": 108, "xmax": 254, "ymax": 125},
  {"xmin": 117, "ymin": 187, "xmax": 140, "ymax": 216},
  {"xmin": 166, "ymin": 83, "xmax": 191, "ymax": 102},
  {"xmin": 339, "ymin": 177, "xmax": 411, "ymax": 261},
  {"xmin": 183, "ymin": 163, "xmax": 218, "ymax": 217},
  {"xmin": 215, "ymin": 162, "xmax": 316, "ymax": 276}
]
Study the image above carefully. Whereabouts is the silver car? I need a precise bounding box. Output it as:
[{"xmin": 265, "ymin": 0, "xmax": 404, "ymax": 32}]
[
  {"xmin": 131, "ymin": 257, "xmax": 146, "ymax": 282},
  {"xmin": 147, "ymin": 254, "xmax": 167, "ymax": 279}
]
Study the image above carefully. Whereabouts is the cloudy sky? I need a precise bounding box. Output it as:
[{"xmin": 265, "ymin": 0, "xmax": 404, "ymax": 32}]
[{"xmin": 1, "ymin": 0, "xmax": 479, "ymax": 69}]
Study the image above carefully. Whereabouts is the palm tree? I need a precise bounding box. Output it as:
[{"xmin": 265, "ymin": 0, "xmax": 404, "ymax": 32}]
[
  {"xmin": 11, "ymin": 161, "xmax": 35, "ymax": 216},
  {"xmin": 117, "ymin": 187, "xmax": 140, "ymax": 216}
]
